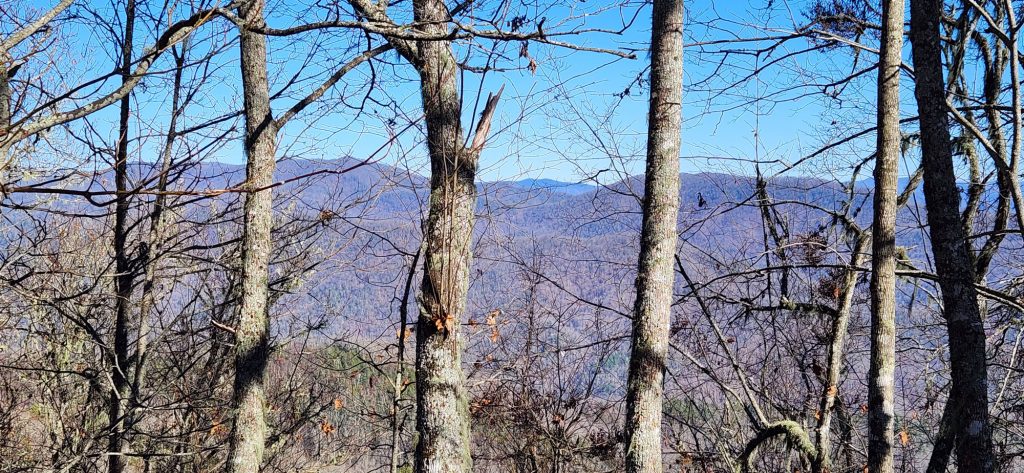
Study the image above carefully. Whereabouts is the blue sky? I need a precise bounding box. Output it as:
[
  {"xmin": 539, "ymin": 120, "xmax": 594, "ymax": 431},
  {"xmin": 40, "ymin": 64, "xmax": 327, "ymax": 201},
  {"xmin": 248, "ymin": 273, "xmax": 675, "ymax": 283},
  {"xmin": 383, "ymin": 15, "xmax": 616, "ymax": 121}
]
[
  {"xmin": 35, "ymin": 0, "xmax": 888, "ymax": 184},
  {"xmin": 287, "ymin": 0, "xmax": 881, "ymax": 183},
  {"xmin": 330, "ymin": 0, "xmax": 882, "ymax": 183}
]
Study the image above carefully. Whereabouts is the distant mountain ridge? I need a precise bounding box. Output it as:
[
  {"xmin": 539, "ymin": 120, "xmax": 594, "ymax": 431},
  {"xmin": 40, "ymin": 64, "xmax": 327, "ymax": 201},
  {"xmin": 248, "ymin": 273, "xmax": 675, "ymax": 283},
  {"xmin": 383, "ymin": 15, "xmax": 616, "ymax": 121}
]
[
  {"xmin": 508, "ymin": 178, "xmax": 595, "ymax": 195},
  {"xmin": 12, "ymin": 157, "xmax": 1003, "ymax": 342}
]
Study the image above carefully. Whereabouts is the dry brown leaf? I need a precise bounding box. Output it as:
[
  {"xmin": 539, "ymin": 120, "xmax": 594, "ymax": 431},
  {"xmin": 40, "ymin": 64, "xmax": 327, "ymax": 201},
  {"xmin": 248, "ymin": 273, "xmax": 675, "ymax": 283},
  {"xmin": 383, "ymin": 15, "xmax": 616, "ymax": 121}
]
[{"xmin": 210, "ymin": 420, "xmax": 228, "ymax": 436}]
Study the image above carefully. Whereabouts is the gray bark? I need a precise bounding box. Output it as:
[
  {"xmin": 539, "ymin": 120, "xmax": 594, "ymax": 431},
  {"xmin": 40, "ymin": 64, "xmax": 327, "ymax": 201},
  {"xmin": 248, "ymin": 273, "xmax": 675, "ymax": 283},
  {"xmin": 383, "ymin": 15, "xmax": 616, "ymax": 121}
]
[
  {"xmin": 623, "ymin": 1, "xmax": 684, "ymax": 472},
  {"xmin": 867, "ymin": 0, "xmax": 904, "ymax": 471},
  {"xmin": 390, "ymin": 246, "xmax": 420, "ymax": 473},
  {"xmin": 925, "ymin": 387, "xmax": 961, "ymax": 473},
  {"xmin": 0, "ymin": 58, "xmax": 10, "ymax": 130},
  {"xmin": 740, "ymin": 421, "xmax": 817, "ymax": 473},
  {"xmin": 410, "ymin": 1, "xmax": 475, "ymax": 469},
  {"xmin": 226, "ymin": 1, "xmax": 278, "ymax": 472},
  {"xmin": 814, "ymin": 235, "xmax": 868, "ymax": 473},
  {"xmin": 345, "ymin": 0, "xmax": 503, "ymax": 470},
  {"xmin": 909, "ymin": 0, "xmax": 995, "ymax": 471}
]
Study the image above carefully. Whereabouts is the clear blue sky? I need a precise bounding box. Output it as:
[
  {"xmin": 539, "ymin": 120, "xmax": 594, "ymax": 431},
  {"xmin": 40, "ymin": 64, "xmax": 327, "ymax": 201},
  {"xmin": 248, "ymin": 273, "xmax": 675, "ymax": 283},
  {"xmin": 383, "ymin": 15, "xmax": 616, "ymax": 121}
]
[
  {"xmin": 269, "ymin": 0, "xmax": 881, "ymax": 183},
  {"xmin": 45, "ymin": 0, "xmax": 884, "ymax": 184}
]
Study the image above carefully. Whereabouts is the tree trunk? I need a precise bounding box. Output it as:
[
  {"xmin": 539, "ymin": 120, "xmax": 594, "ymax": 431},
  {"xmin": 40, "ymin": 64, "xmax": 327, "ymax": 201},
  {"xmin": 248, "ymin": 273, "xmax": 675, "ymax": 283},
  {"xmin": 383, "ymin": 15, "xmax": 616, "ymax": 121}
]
[
  {"xmin": 390, "ymin": 247, "xmax": 420, "ymax": 473},
  {"xmin": 813, "ymin": 234, "xmax": 868, "ymax": 473},
  {"xmin": 925, "ymin": 385, "xmax": 961, "ymax": 473},
  {"xmin": 623, "ymin": 1, "xmax": 684, "ymax": 472},
  {"xmin": 0, "ymin": 50, "xmax": 11, "ymax": 182},
  {"xmin": 411, "ymin": 1, "xmax": 475, "ymax": 470},
  {"xmin": 343, "ymin": 0, "xmax": 500, "ymax": 470},
  {"xmin": 908, "ymin": 0, "xmax": 994, "ymax": 471},
  {"xmin": 226, "ymin": 1, "xmax": 278, "ymax": 472},
  {"xmin": 0, "ymin": 58, "xmax": 9, "ymax": 130},
  {"xmin": 108, "ymin": 0, "xmax": 136, "ymax": 469},
  {"xmin": 867, "ymin": 0, "xmax": 903, "ymax": 471}
]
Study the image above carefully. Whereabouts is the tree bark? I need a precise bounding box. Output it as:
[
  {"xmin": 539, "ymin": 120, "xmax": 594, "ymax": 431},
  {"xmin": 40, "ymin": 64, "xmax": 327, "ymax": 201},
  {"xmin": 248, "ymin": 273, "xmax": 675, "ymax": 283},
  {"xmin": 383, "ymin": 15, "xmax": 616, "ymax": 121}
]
[
  {"xmin": 867, "ymin": 0, "xmax": 904, "ymax": 471},
  {"xmin": 391, "ymin": 246, "xmax": 421, "ymax": 473},
  {"xmin": 814, "ymin": 234, "xmax": 868, "ymax": 473},
  {"xmin": 0, "ymin": 58, "xmax": 10, "ymax": 130},
  {"xmin": 410, "ymin": 1, "xmax": 475, "ymax": 470},
  {"xmin": 623, "ymin": 1, "xmax": 684, "ymax": 472},
  {"xmin": 344, "ymin": 0, "xmax": 501, "ymax": 470},
  {"xmin": 739, "ymin": 420, "xmax": 817, "ymax": 473},
  {"xmin": 925, "ymin": 386, "xmax": 961, "ymax": 473},
  {"xmin": 108, "ymin": 0, "xmax": 136, "ymax": 469},
  {"xmin": 909, "ymin": 0, "xmax": 995, "ymax": 471},
  {"xmin": 0, "ymin": 57, "xmax": 8, "ymax": 174},
  {"xmin": 226, "ymin": 1, "xmax": 278, "ymax": 472}
]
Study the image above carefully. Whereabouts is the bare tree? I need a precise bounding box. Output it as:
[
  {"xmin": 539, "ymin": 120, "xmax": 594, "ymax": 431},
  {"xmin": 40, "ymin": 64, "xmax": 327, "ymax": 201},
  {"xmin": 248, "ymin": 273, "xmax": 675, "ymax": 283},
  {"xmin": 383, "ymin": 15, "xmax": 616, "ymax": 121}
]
[
  {"xmin": 0, "ymin": 0, "xmax": 75, "ymax": 152},
  {"xmin": 223, "ymin": 3, "xmax": 392, "ymax": 470},
  {"xmin": 908, "ymin": 0, "xmax": 994, "ymax": 470},
  {"xmin": 867, "ymin": 0, "xmax": 904, "ymax": 471},
  {"xmin": 345, "ymin": 0, "xmax": 505, "ymax": 469},
  {"xmin": 8, "ymin": 1, "xmax": 1024, "ymax": 472},
  {"xmin": 224, "ymin": 0, "xmax": 279, "ymax": 471},
  {"xmin": 623, "ymin": 1, "xmax": 684, "ymax": 472},
  {"xmin": 106, "ymin": 1, "xmax": 137, "ymax": 470},
  {"xmin": 0, "ymin": 2, "xmax": 215, "ymax": 172}
]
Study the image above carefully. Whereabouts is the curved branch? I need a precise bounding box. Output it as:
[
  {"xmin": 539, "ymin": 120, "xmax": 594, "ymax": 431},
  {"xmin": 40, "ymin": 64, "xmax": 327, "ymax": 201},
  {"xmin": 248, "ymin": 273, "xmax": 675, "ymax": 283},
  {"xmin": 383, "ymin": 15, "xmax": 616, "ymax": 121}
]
[{"xmin": 738, "ymin": 420, "xmax": 817, "ymax": 473}]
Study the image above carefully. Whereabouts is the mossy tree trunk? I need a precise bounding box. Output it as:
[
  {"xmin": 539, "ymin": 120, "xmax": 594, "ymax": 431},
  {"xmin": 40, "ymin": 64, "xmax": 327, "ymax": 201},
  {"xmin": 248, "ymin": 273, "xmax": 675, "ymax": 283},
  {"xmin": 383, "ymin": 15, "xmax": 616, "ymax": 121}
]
[
  {"xmin": 226, "ymin": 1, "xmax": 279, "ymax": 471},
  {"xmin": 345, "ymin": 0, "xmax": 504, "ymax": 470},
  {"xmin": 908, "ymin": 0, "xmax": 994, "ymax": 471},
  {"xmin": 411, "ymin": 1, "xmax": 477, "ymax": 469},
  {"xmin": 624, "ymin": 1, "xmax": 684, "ymax": 472}
]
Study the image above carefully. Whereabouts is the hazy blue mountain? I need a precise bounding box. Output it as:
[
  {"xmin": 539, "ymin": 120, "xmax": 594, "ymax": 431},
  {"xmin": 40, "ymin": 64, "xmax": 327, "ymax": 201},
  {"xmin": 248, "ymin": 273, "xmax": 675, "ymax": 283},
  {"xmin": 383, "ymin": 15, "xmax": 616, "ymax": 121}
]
[
  {"xmin": 510, "ymin": 178, "xmax": 595, "ymax": 195},
  {"xmin": 14, "ymin": 158, "xmax": 1001, "ymax": 339}
]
